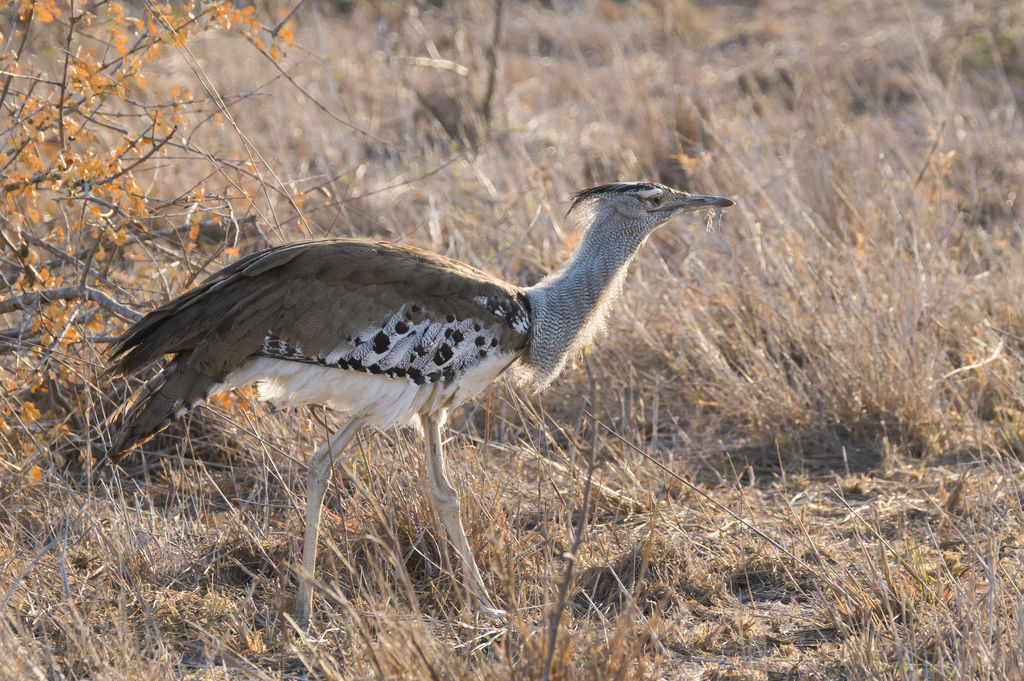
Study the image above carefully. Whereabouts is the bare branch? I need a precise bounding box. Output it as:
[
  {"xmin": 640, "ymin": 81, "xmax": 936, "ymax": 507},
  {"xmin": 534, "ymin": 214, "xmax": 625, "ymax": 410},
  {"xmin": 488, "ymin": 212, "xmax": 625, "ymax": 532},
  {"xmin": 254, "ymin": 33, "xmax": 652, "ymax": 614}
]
[
  {"xmin": 481, "ymin": 0, "xmax": 504, "ymax": 124},
  {"xmin": 268, "ymin": 0, "xmax": 307, "ymax": 38},
  {"xmin": 0, "ymin": 5, "xmax": 35, "ymax": 111},
  {"xmin": 94, "ymin": 124, "xmax": 177, "ymax": 186},
  {"xmin": 0, "ymin": 286, "xmax": 142, "ymax": 321},
  {"xmin": 2, "ymin": 171, "xmax": 60, "ymax": 195}
]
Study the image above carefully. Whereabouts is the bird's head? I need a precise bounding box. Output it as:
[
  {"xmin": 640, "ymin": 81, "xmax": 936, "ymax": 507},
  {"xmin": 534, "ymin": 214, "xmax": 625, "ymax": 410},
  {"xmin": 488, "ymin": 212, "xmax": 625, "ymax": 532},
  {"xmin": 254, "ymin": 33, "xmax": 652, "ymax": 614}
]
[{"xmin": 568, "ymin": 182, "xmax": 734, "ymax": 237}]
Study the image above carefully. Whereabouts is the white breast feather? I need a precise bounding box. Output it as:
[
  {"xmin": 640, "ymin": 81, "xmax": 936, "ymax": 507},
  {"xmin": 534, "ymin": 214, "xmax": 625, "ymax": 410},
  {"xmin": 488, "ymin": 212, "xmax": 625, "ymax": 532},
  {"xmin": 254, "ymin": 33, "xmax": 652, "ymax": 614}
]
[{"xmin": 216, "ymin": 351, "xmax": 519, "ymax": 430}]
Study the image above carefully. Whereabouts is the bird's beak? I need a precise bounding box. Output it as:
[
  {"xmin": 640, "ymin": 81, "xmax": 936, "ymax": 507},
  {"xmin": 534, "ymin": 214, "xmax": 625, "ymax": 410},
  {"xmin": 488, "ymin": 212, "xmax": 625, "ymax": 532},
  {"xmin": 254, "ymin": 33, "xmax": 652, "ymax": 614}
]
[{"xmin": 667, "ymin": 192, "xmax": 735, "ymax": 213}]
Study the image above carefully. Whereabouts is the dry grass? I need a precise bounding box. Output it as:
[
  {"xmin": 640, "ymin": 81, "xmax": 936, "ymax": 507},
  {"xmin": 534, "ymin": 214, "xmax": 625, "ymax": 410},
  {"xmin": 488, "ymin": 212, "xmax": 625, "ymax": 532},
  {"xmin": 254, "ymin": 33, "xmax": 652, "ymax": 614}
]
[{"xmin": 3, "ymin": 0, "xmax": 1024, "ymax": 678}]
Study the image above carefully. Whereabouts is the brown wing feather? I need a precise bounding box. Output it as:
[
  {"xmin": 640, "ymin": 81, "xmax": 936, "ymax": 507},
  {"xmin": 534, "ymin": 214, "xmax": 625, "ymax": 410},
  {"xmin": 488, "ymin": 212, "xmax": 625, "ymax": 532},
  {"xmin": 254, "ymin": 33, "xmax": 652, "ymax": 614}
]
[
  {"xmin": 108, "ymin": 242, "xmax": 314, "ymax": 374},
  {"xmin": 104, "ymin": 239, "xmax": 528, "ymax": 462}
]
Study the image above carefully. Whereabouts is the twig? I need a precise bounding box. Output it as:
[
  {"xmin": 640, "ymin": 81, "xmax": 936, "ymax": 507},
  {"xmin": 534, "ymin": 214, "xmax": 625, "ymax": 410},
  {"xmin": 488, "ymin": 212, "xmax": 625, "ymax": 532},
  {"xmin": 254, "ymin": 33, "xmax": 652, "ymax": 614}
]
[
  {"xmin": 0, "ymin": 3, "xmax": 34, "ymax": 112},
  {"xmin": 57, "ymin": 191, "xmax": 145, "ymax": 233},
  {"xmin": 2, "ymin": 171, "xmax": 61, "ymax": 194},
  {"xmin": 911, "ymin": 118, "xmax": 948, "ymax": 194},
  {"xmin": 0, "ymin": 79, "xmax": 41, "ymax": 169},
  {"xmin": 396, "ymin": 55, "xmax": 469, "ymax": 75},
  {"xmin": 0, "ymin": 535, "xmax": 59, "ymax": 611},
  {"xmin": 0, "ymin": 225, "xmax": 41, "ymax": 285},
  {"xmin": 58, "ymin": 0, "xmax": 77, "ymax": 150},
  {"xmin": 942, "ymin": 339, "xmax": 1004, "ymax": 379},
  {"xmin": 0, "ymin": 70, "xmax": 62, "ymax": 86},
  {"xmin": 480, "ymin": 0, "xmax": 504, "ymax": 123},
  {"xmin": 534, "ymin": 454, "xmax": 647, "ymax": 513},
  {"xmin": 18, "ymin": 231, "xmax": 128, "ymax": 296},
  {"xmin": 244, "ymin": 35, "xmax": 398, "ymax": 149},
  {"xmin": 540, "ymin": 452, "xmax": 597, "ymax": 681},
  {"xmin": 0, "ymin": 286, "xmax": 142, "ymax": 321},
  {"xmin": 540, "ymin": 366, "xmax": 600, "ymax": 681},
  {"xmin": 267, "ymin": 0, "xmax": 307, "ymax": 38},
  {"xmin": 93, "ymin": 123, "xmax": 176, "ymax": 186}
]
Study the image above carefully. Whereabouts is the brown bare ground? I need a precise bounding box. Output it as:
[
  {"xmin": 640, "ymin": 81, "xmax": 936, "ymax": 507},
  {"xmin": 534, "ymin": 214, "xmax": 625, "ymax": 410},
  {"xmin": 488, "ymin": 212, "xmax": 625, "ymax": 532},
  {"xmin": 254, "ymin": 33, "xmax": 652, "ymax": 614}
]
[{"xmin": 3, "ymin": 1, "xmax": 1024, "ymax": 679}]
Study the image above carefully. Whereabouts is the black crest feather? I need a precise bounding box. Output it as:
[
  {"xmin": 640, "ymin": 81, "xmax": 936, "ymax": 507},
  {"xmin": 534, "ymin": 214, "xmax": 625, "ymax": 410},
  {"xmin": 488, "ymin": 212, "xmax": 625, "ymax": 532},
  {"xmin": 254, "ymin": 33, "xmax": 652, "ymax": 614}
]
[{"xmin": 568, "ymin": 182, "xmax": 666, "ymax": 215}]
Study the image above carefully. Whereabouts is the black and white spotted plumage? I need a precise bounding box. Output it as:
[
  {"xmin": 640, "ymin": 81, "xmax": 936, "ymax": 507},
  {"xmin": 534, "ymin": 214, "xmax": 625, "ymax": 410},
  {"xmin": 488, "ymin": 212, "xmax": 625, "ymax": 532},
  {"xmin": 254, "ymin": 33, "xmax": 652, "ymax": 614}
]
[{"xmin": 259, "ymin": 300, "xmax": 516, "ymax": 385}]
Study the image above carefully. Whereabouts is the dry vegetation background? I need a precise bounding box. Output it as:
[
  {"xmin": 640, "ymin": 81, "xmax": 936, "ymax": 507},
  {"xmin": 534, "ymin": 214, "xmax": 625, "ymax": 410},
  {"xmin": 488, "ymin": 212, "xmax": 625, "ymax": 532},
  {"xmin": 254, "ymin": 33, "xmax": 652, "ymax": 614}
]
[{"xmin": 3, "ymin": 0, "xmax": 1024, "ymax": 678}]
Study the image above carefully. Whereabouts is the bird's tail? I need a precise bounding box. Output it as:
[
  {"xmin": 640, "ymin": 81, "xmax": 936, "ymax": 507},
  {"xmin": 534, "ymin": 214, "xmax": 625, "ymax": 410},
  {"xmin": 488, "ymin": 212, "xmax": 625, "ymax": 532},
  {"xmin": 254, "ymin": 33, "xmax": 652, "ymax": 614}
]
[{"xmin": 103, "ymin": 361, "xmax": 214, "ymax": 465}]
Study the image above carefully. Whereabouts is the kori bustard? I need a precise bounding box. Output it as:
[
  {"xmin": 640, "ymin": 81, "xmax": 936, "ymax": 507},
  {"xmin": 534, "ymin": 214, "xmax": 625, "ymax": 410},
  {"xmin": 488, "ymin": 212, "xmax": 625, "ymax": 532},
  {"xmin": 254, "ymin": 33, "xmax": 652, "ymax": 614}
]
[{"xmin": 105, "ymin": 182, "xmax": 733, "ymax": 629}]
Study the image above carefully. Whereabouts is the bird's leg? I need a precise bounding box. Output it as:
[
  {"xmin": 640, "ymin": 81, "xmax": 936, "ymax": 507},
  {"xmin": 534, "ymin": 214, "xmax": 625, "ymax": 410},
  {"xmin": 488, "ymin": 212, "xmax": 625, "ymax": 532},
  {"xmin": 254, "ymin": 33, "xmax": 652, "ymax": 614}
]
[
  {"xmin": 420, "ymin": 412, "xmax": 503, "ymax": 616},
  {"xmin": 294, "ymin": 417, "xmax": 364, "ymax": 631}
]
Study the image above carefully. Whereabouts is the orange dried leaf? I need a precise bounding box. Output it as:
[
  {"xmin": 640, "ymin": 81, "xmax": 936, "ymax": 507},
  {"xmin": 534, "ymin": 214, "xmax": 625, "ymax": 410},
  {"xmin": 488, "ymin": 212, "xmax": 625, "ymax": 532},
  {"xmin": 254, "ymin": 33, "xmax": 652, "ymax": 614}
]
[
  {"xmin": 34, "ymin": 0, "xmax": 58, "ymax": 23},
  {"xmin": 21, "ymin": 401, "xmax": 41, "ymax": 424}
]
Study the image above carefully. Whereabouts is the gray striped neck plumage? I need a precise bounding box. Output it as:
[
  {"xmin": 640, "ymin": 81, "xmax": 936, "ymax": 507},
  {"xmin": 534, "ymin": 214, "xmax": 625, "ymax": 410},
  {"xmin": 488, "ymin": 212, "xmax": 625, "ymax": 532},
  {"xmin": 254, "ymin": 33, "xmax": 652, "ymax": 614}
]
[{"xmin": 522, "ymin": 207, "xmax": 650, "ymax": 388}]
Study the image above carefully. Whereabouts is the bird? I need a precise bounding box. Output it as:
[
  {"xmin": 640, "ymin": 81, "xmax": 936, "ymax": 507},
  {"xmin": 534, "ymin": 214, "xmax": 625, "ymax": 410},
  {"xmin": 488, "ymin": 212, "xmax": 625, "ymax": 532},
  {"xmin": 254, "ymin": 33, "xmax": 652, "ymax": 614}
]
[{"xmin": 104, "ymin": 181, "xmax": 734, "ymax": 629}]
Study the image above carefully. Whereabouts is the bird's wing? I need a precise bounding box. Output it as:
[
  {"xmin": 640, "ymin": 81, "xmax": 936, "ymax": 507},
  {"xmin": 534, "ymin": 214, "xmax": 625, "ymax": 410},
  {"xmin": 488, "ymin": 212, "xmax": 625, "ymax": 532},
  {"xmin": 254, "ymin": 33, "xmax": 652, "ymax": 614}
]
[
  {"xmin": 111, "ymin": 239, "xmax": 529, "ymax": 380},
  {"xmin": 104, "ymin": 239, "xmax": 529, "ymax": 460}
]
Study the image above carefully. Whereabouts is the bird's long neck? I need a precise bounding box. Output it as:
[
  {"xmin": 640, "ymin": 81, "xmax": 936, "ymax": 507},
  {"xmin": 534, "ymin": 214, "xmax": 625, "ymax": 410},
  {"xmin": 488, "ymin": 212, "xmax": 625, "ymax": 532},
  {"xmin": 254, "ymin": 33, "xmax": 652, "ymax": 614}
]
[{"xmin": 521, "ymin": 214, "xmax": 647, "ymax": 388}]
